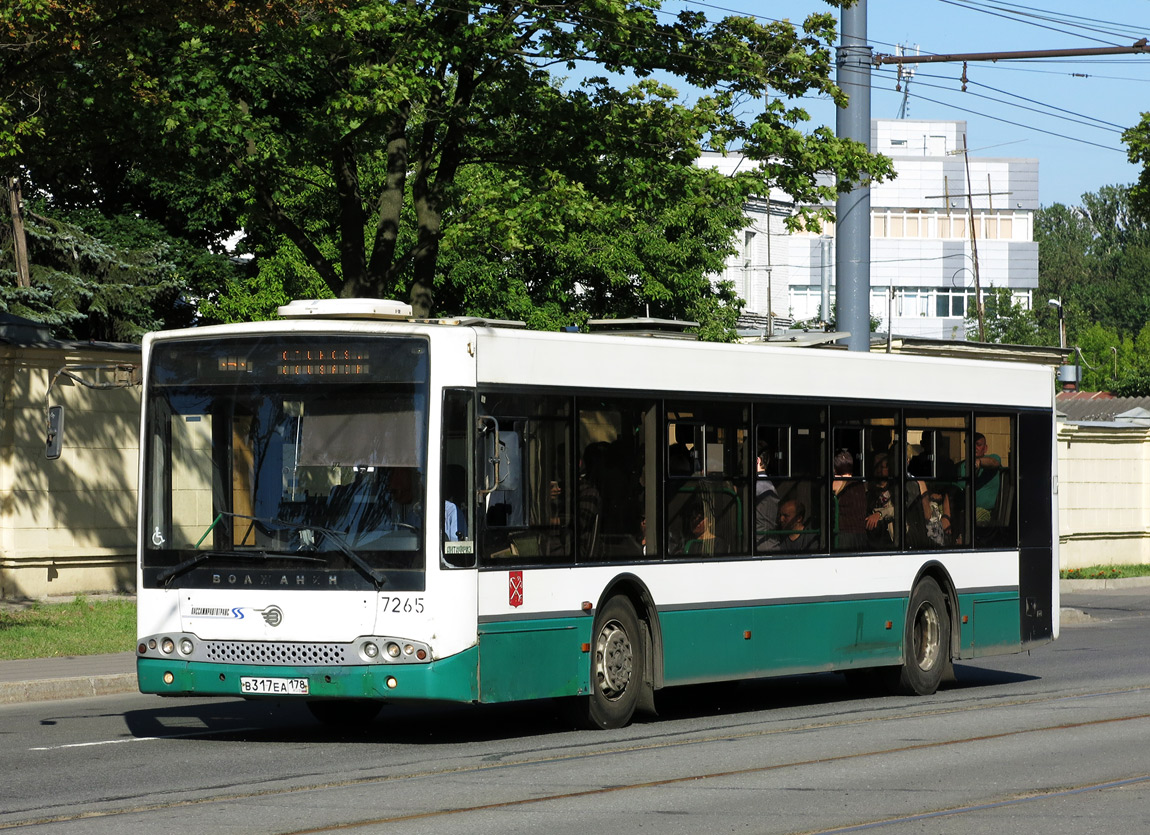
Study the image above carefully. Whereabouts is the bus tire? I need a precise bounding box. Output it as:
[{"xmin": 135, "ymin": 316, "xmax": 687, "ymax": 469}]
[
  {"xmin": 892, "ymin": 576, "xmax": 950, "ymax": 696},
  {"xmin": 307, "ymin": 699, "xmax": 382, "ymax": 728},
  {"xmin": 576, "ymin": 596, "xmax": 644, "ymax": 730}
]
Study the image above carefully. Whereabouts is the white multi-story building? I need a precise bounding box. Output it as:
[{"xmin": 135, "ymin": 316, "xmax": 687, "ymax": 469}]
[{"xmin": 709, "ymin": 119, "xmax": 1039, "ymax": 340}]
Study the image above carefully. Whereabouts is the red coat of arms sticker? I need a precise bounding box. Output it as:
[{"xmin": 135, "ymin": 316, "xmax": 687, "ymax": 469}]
[{"xmin": 508, "ymin": 570, "xmax": 524, "ymax": 608}]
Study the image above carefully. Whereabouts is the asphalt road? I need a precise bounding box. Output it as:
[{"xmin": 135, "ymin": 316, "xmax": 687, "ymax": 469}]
[{"xmin": 1, "ymin": 587, "xmax": 1147, "ymax": 834}]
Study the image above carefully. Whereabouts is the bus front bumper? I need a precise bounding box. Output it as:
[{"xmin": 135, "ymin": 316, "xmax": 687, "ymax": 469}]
[{"xmin": 137, "ymin": 647, "xmax": 480, "ymax": 703}]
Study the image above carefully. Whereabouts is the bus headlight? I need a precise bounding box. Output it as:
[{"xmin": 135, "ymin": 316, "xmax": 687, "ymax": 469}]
[
  {"xmin": 386, "ymin": 642, "xmax": 401, "ymax": 658},
  {"xmin": 161, "ymin": 637, "xmax": 175, "ymax": 654},
  {"xmin": 362, "ymin": 641, "xmax": 379, "ymax": 659},
  {"xmin": 179, "ymin": 638, "xmax": 194, "ymax": 655}
]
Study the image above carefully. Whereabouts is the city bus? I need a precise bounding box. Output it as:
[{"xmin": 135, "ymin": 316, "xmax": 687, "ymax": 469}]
[{"xmin": 136, "ymin": 298, "xmax": 1058, "ymax": 729}]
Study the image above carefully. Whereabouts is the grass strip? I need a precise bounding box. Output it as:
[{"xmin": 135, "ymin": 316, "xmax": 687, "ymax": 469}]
[
  {"xmin": 0, "ymin": 596, "xmax": 136, "ymax": 660},
  {"xmin": 1061, "ymin": 563, "xmax": 1150, "ymax": 580}
]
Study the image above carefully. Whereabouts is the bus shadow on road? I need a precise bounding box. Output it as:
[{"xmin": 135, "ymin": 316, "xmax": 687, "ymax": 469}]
[
  {"xmin": 121, "ymin": 697, "xmax": 585, "ymax": 745},
  {"xmin": 638, "ymin": 665, "xmax": 1041, "ymax": 725},
  {"xmin": 122, "ymin": 664, "xmax": 1041, "ymax": 744}
]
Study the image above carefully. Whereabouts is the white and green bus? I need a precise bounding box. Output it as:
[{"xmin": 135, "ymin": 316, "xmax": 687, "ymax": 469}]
[{"xmin": 136, "ymin": 299, "xmax": 1058, "ymax": 729}]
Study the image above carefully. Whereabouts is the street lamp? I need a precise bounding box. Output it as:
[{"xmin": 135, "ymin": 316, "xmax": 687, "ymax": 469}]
[{"xmin": 1047, "ymin": 297, "xmax": 1066, "ymax": 350}]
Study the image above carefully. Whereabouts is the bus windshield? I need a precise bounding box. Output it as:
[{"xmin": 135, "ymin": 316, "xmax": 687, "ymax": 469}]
[{"xmin": 142, "ymin": 334, "xmax": 429, "ymax": 591}]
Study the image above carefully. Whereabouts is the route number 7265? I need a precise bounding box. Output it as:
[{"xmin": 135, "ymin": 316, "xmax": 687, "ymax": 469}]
[{"xmin": 381, "ymin": 596, "xmax": 424, "ymax": 614}]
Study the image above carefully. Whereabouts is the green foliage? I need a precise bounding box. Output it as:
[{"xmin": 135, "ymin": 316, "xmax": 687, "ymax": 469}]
[
  {"xmin": 4, "ymin": 0, "xmax": 893, "ymax": 329},
  {"xmin": 965, "ymin": 287, "xmax": 1039, "ymax": 345},
  {"xmin": 0, "ymin": 197, "xmax": 216, "ymax": 341},
  {"xmin": 1124, "ymin": 114, "xmax": 1150, "ymax": 222},
  {"xmin": 1037, "ymin": 186, "xmax": 1150, "ymax": 346}
]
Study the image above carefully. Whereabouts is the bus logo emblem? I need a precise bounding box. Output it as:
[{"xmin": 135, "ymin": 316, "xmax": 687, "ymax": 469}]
[
  {"xmin": 509, "ymin": 571, "xmax": 523, "ymax": 608},
  {"xmin": 258, "ymin": 605, "xmax": 284, "ymax": 627}
]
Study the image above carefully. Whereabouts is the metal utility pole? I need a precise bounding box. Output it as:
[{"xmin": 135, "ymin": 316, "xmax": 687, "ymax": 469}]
[
  {"xmin": 836, "ymin": 1, "xmax": 872, "ymax": 352},
  {"xmin": 960, "ymin": 135, "xmax": 986, "ymax": 341}
]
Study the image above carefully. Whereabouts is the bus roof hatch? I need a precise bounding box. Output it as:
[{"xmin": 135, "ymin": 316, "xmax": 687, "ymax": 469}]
[{"xmin": 278, "ymin": 299, "xmax": 414, "ymax": 320}]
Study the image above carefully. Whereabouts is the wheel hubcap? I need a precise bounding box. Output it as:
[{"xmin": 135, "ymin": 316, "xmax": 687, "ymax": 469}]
[
  {"xmin": 913, "ymin": 602, "xmax": 941, "ymax": 671},
  {"xmin": 595, "ymin": 619, "xmax": 633, "ymax": 700}
]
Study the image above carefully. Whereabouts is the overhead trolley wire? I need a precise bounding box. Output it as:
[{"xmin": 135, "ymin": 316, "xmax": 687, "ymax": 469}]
[
  {"xmin": 934, "ymin": 0, "xmax": 1144, "ymax": 45},
  {"xmin": 935, "ymin": 0, "xmax": 1150, "ymax": 44}
]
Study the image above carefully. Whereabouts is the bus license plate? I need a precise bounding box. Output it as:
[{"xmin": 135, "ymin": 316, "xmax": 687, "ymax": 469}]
[{"xmin": 239, "ymin": 677, "xmax": 309, "ymax": 696}]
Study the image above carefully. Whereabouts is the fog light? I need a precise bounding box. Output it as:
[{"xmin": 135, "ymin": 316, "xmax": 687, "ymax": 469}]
[
  {"xmin": 163, "ymin": 672, "xmax": 174, "ymax": 684},
  {"xmin": 161, "ymin": 638, "xmax": 175, "ymax": 654},
  {"xmin": 363, "ymin": 642, "xmax": 379, "ymax": 659},
  {"xmin": 386, "ymin": 642, "xmax": 401, "ymax": 658},
  {"xmin": 179, "ymin": 638, "xmax": 194, "ymax": 655},
  {"xmin": 386, "ymin": 676, "xmax": 398, "ymax": 689}
]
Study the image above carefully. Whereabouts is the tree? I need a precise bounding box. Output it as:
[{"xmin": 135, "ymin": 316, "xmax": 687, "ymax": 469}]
[
  {"xmin": 0, "ymin": 196, "xmax": 209, "ymax": 341},
  {"xmin": 964, "ymin": 287, "xmax": 1039, "ymax": 346},
  {"xmin": 1035, "ymin": 186, "xmax": 1150, "ymax": 350},
  {"xmin": 1124, "ymin": 114, "xmax": 1150, "ymax": 221},
  {"xmin": 5, "ymin": 0, "xmax": 892, "ymax": 332}
]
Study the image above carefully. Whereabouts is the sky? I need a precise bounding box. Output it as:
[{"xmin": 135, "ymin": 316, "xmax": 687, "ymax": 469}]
[{"xmin": 661, "ymin": 0, "xmax": 1150, "ymax": 207}]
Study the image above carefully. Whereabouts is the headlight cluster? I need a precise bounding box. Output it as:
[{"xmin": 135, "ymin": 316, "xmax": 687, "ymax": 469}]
[
  {"xmin": 358, "ymin": 638, "xmax": 430, "ymax": 664},
  {"xmin": 138, "ymin": 635, "xmax": 195, "ymax": 657}
]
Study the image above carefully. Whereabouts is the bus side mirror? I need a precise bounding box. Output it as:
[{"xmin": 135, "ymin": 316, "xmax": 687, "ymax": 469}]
[{"xmin": 45, "ymin": 405, "xmax": 65, "ymax": 460}]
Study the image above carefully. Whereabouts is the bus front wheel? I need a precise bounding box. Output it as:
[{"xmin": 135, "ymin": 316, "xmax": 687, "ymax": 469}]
[
  {"xmin": 575, "ymin": 596, "xmax": 644, "ymax": 730},
  {"xmin": 891, "ymin": 577, "xmax": 951, "ymax": 696}
]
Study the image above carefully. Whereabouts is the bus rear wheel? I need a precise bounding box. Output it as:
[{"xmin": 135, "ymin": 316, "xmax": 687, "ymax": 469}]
[
  {"xmin": 575, "ymin": 596, "xmax": 644, "ymax": 730},
  {"xmin": 891, "ymin": 577, "xmax": 951, "ymax": 696},
  {"xmin": 307, "ymin": 699, "xmax": 383, "ymax": 728}
]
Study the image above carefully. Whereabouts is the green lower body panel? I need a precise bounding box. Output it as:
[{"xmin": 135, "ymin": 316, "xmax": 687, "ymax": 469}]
[
  {"xmin": 137, "ymin": 647, "xmax": 481, "ymax": 703},
  {"xmin": 478, "ymin": 617, "xmax": 593, "ymax": 703},
  {"xmin": 954, "ymin": 592, "xmax": 1021, "ymax": 658},
  {"xmin": 659, "ymin": 597, "xmax": 908, "ymax": 686}
]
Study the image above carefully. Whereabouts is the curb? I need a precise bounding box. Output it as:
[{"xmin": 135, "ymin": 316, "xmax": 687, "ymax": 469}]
[
  {"xmin": 0, "ymin": 673, "xmax": 138, "ymax": 705},
  {"xmin": 1060, "ymin": 576, "xmax": 1150, "ymax": 592}
]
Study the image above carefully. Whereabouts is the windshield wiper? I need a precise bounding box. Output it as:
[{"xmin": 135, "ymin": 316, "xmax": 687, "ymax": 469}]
[
  {"xmin": 176, "ymin": 511, "xmax": 388, "ymax": 589},
  {"xmin": 156, "ymin": 548, "xmax": 328, "ymax": 586}
]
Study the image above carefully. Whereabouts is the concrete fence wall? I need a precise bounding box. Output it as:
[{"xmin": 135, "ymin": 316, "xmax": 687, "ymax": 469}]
[
  {"xmin": 0, "ymin": 347, "xmax": 140, "ymax": 599},
  {"xmin": 1057, "ymin": 422, "xmax": 1150, "ymax": 570}
]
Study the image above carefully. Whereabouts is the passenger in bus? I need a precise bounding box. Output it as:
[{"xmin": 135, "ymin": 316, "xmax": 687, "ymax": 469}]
[
  {"xmin": 777, "ymin": 499, "xmax": 817, "ymax": 552},
  {"xmin": 444, "ymin": 464, "xmax": 468, "ymax": 541},
  {"xmin": 754, "ymin": 448, "xmax": 781, "ymax": 552},
  {"xmin": 865, "ymin": 453, "xmax": 896, "ymax": 545},
  {"xmin": 683, "ymin": 499, "xmax": 726, "ymax": 556},
  {"xmin": 832, "ymin": 449, "xmax": 867, "ymax": 550},
  {"xmin": 445, "ymin": 501, "xmax": 461, "ymax": 541},
  {"xmin": 958, "ymin": 432, "xmax": 1002, "ymax": 524},
  {"xmin": 905, "ymin": 457, "xmax": 953, "ymax": 548},
  {"xmin": 386, "ymin": 467, "xmax": 422, "ymax": 529}
]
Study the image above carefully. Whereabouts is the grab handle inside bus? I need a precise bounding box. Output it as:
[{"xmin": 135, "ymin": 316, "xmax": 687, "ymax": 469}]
[{"xmin": 477, "ymin": 415, "xmax": 502, "ymax": 497}]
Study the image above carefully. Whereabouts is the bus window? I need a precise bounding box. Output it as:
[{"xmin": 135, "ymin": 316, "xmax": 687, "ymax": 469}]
[
  {"xmin": 969, "ymin": 415, "xmax": 1015, "ymax": 548},
  {"xmin": 577, "ymin": 399, "xmax": 658, "ymax": 562},
  {"xmin": 442, "ymin": 390, "xmax": 474, "ymax": 568},
  {"xmin": 906, "ymin": 414, "xmax": 969, "ymax": 550},
  {"xmin": 666, "ymin": 403, "xmax": 748, "ymax": 558},
  {"xmin": 831, "ymin": 409, "xmax": 899, "ymax": 553},
  {"xmin": 478, "ymin": 393, "xmax": 572, "ymax": 565},
  {"xmin": 754, "ymin": 404, "xmax": 826, "ymax": 555}
]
